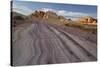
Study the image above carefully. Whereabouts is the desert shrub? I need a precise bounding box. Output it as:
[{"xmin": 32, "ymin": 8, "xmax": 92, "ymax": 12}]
[
  {"xmin": 65, "ymin": 23, "xmax": 84, "ymax": 29},
  {"xmin": 12, "ymin": 15, "xmax": 25, "ymax": 27},
  {"xmin": 14, "ymin": 15, "xmax": 24, "ymax": 20}
]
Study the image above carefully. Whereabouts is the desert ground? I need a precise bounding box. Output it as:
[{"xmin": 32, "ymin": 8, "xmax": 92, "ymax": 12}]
[{"xmin": 12, "ymin": 11, "xmax": 97, "ymax": 66}]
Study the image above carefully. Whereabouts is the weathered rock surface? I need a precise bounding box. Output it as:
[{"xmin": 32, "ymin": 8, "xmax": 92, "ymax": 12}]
[{"xmin": 12, "ymin": 21, "xmax": 97, "ymax": 66}]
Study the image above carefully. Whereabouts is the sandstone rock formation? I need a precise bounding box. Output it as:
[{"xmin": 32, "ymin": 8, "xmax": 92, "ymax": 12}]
[
  {"xmin": 30, "ymin": 10, "xmax": 64, "ymax": 20},
  {"xmin": 78, "ymin": 16, "xmax": 97, "ymax": 24},
  {"xmin": 58, "ymin": 16, "xmax": 66, "ymax": 22},
  {"xmin": 31, "ymin": 10, "xmax": 45, "ymax": 19},
  {"xmin": 45, "ymin": 11, "xmax": 58, "ymax": 19},
  {"xmin": 29, "ymin": 10, "xmax": 71, "ymax": 25}
]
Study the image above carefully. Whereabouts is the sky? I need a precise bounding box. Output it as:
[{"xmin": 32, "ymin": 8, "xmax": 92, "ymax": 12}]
[{"xmin": 12, "ymin": 1, "xmax": 97, "ymax": 20}]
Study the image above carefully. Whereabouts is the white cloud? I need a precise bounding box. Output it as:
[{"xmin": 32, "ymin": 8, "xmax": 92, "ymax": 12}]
[
  {"xmin": 40, "ymin": 8, "xmax": 56, "ymax": 12},
  {"xmin": 39, "ymin": 8, "xmax": 92, "ymax": 20},
  {"xmin": 13, "ymin": 4, "xmax": 33, "ymax": 15},
  {"xmin": 57, "ymin": 10, "xmax": 90, "ymax": 18},
  {"xmin": 12, "ymin": 6, "xmax": 95, "ymax": 19}
]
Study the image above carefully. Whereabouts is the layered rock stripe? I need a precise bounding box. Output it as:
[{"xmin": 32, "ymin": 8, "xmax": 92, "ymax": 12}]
[{"xmin": 12, "ymin": 21, "xmax": 97, "ymax": 66}]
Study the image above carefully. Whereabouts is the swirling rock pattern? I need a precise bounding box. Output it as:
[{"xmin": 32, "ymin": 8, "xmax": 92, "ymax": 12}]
[{"xmin": 12, "ymin": 21, "xmax": 97, "ymax": 66}]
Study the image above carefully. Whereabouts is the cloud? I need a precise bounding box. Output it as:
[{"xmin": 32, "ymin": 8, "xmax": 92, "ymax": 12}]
[
  {"xmin": 40, "ymin": 8, "xmax": 93, "ymax": 20},
  {"xmin": 12, "ymin": 6, "xmax": 96, "ymax": 19},
  {"xmin": 13, "ymin": 4, "xmax": 33, "ymax": 15},
  {"xmin": 39, "ymin": 8, "xmax": 57, "ymax": 13},
  {"xmin": 57, "ymin": 10, "xmax": 90, "ymax": 17}
]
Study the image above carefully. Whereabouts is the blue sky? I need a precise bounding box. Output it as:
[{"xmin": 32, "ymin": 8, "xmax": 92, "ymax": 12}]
[{"xmin": 12, "ymin": 1, "xmax": 97, "ymax": 20}]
